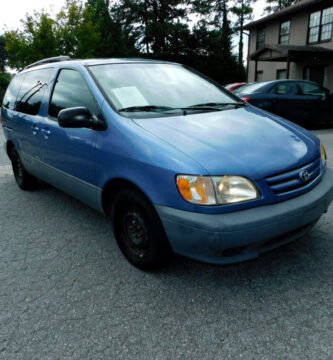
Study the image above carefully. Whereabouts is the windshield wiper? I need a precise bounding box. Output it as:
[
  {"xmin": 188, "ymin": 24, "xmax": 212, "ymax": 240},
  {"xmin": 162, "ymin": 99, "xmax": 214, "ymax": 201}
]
[
  {"xmin": 118, "ymin": 105, "xmax": 174, "ymax": 113},
  {"xmin": 118, "ymin": 102, "xmax": 246, "ymax": 116},
  {"xmin": 186, "ymin": 102, "xmax": 246, "ymax": 109}
]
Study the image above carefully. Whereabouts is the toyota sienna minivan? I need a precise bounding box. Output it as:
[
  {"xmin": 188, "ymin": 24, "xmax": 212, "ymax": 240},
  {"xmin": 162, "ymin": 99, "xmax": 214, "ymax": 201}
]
[{"xmin": 1, "ymin": 56, "xmax": 333, "ymax": 269}]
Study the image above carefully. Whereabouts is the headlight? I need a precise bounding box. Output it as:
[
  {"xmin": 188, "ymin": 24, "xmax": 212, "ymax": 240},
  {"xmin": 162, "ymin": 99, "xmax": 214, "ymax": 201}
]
[
  {"xmin": 176, "ymin": 175, "xmax": 259, "ymax": 205},
  {"xmin": 321, "ymin": 143, "xmax": 327, "ymax": 168},
  {"xmin": 176, "ymin": 176, "xmax": 216, "ymax": 205},
  {"xmin": 212, "ymin": 176, "xmax": 259, "ymax": 204}
]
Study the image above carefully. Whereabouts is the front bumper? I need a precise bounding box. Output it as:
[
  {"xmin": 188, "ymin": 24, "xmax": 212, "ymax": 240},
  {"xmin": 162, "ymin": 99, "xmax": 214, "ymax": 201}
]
[{"xmin": 156, "ymin": 168, "xmax": 333, "ymax": 265}]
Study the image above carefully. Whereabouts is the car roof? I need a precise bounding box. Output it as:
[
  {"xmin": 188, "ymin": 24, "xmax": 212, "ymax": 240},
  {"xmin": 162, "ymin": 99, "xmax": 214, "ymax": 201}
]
[
  {"xmin": 81, "ymin": 58, "xmax": 176, "ymax": 66},
  {"xmin": 19, "ymin": 57, "xmax": 177, "ymax": 74},
  {"xmin": 236, "ymin": 79, "xmax": 327, "ymax": 94},
  {"xmin": 245, "ymin": 79, "xmax": 293, "ymax": 88},
  {"xmin": 255, "ymin": 79, "xmax": 324, "ymax": 87}
]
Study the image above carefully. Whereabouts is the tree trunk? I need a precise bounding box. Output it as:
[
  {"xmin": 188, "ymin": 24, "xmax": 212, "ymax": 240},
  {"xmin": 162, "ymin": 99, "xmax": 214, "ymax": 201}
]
[
  {"xmin": 144, "ymin": 0, "xmax": 150, "ymax": 53},
  {"xmin": 238, "ymin": 0, "xmax": 244, "ymax": 66}
]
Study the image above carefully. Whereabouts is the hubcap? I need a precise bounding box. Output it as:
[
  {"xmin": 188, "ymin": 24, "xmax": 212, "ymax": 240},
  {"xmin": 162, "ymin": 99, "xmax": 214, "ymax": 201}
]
[{"xmin": 124, "ymin": 210, "xmax": 148, "ymax": 256}]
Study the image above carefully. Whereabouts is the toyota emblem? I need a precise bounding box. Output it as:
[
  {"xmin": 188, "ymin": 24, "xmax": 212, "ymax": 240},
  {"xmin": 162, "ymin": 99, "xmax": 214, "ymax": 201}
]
[{"xmin": 299, "ymin": 170, "xmax": 310, "ymax": 183}]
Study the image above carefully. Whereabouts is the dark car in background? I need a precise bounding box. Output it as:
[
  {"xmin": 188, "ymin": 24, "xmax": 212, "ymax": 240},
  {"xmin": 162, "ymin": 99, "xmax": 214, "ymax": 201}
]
[{"xmin": 235, "ymin": 80, "xmax": 333, "ymax": 128}]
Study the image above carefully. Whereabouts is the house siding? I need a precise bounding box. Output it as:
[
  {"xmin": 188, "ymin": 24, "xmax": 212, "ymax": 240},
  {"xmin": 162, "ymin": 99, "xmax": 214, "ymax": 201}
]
[
  {"xmin": 247, "ymin": 1, "xmax": 333, "ymax": 91},
  {"xmin": 289, "ymin": 12, "xmax": 309, "ymax": 45}
]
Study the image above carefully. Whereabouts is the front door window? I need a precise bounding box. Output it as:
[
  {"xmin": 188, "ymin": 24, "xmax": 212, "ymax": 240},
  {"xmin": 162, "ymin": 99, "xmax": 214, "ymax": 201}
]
[{"xmin": 49, "ymin": 69, "xmax": 98, "ymax": 119}]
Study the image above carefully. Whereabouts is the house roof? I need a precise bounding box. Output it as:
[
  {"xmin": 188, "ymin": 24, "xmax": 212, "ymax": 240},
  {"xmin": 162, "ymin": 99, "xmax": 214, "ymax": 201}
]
[
  {"xmin": 250, "ymin": 44, "xmax": 333, "ymax": 61},
  {"xmin": 244, "ymin": 0, "xmax": 330, "ymax": 30}
]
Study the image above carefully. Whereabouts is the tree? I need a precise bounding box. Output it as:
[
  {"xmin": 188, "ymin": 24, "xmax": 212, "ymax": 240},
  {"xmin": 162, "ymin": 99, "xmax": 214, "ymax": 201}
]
[
  {"xmin": 183, "ymin": 0, "xmax": 245, "ymax": 84},
  {"xmin": 231, "ymin": 0, "xmax": 256, "ymax": 66},
  {"xmin": 0, "ymin": 35, "xmax": 7, "ymax": 73},
  {"xmin": 218, "ymin": 0, "xmax": 233, "ymax": 56},
  {"xmin": 265, "ymin": 0, "xmax": 300, "ymax": 13},
  {"xmin": 56, "ymin": 0, "xmax": 101, "ymax": 58},
  {"xmin": 5, "ymin": 11, "xmax": 58, "ymax": 69},
  {"xmin": 189, "ymin": 0, "xmax": 237, "ymax": 59},
  {"xmin": 0, "ymin": 35, "xmax": 11, "ymax": 103},
  {"xmin": 86, "ymin": 0, "xmax": 136, "ymax": 57},
  {"xmin": 115, "ymin": 0, "xmax": 189, "ymax": 55},
  {"xmin": 0, "ymin": 72, "xmax": 10, "ymax": 104},
  {"xmin": 4, "ymin": 0, "xmax": 137, "ymax": 69},
  {"xmin": 2, "ymin": 0, "xmax": 246, "ymax": 85}
]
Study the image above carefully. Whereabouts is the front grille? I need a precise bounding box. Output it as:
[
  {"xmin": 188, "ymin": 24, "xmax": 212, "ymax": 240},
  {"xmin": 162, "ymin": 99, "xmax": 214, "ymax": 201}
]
[{"xmin": 265, "ymin": 158, "xmax": 322, "ymax": 196}]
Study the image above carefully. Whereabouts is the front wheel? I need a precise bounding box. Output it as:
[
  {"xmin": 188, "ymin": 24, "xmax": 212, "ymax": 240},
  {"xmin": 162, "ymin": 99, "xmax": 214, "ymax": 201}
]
[
  {"xmin": 10, "ymin": 148, "xmax": 38, "ymax": 190},
  {"xmin": 111, "ymin": 189, "xmax": 172, "ymax": 270}
]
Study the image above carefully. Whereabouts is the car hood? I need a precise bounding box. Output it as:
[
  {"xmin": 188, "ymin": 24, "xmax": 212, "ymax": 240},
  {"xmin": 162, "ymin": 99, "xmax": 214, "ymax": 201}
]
[{"xmin": 133, "ymin": 106, "xmax": 319, "ymax": 179}]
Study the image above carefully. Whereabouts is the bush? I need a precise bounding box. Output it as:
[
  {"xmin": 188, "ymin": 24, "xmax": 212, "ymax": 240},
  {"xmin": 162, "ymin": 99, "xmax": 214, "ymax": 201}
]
[{"xmin": 0, "ymin": 73, "xmax": 10, "ymax": 104}]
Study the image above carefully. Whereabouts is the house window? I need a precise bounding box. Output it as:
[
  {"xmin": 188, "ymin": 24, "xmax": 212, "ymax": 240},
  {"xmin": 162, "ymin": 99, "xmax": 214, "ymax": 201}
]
[
  {"xmin": 279, "ymin": 20, "xmax": 290, "ymax": 44},
  {"xmin": 256, "ymin": 28, "xmax": 265, "ymax": 49},
  {"xmin": 276, "ymin": 69, "xmax": 287, "ymax": 79},
  {"xmin": 308, "ymin": 6, "xmax": 333, "ymax": 43},
  {"xmin": 256, "ymin": 71, "xmax": 263, "ymax": 82}
]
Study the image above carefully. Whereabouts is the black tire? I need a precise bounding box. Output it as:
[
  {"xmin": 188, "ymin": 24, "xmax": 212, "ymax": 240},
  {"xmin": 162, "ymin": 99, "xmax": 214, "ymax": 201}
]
[
  {"xmin": 111, "ymin": 189, "xmax": 172, "ymax": 270},
  {"xmin": 10, "ymin": 148, "xmax": 38, "ymax": 190}
]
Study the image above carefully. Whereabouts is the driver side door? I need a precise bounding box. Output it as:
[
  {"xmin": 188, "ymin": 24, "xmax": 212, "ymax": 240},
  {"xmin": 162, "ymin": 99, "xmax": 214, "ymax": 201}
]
[{"xmin": 37, "ymin": 68, "xmax": 101, "ymax": 209}]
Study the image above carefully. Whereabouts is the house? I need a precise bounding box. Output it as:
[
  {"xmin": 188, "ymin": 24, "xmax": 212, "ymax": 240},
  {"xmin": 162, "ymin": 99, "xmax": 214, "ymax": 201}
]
[{"xmin": 245, "ymin": 0, "xmax": 333, "ymax": 91}]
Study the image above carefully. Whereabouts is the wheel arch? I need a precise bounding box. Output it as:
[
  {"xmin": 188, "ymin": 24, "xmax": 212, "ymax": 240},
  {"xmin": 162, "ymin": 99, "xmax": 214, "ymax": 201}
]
[
  {"xmin": 101, "ymin": 177, "xmax": 154, "ymax": 216},
  {"xmin": 6, "ymin": 140, "xmax": 15, "ymax": 159},
  {"xmin": 102, "ymin": 177, "xmax": 173, "ymax": 269}
]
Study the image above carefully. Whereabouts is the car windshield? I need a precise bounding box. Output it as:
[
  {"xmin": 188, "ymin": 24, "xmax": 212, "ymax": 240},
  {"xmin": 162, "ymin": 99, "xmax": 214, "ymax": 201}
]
[
  {"xmin": 89, "ymin": 63, "xmax": 239, "ymax": 117},
  {"xmin": 234, "ymin": 82, "xmax": 266, "ymax": 95}
]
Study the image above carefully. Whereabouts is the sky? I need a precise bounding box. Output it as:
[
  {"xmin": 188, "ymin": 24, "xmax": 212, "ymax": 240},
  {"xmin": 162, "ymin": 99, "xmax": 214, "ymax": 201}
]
[
  {"xmin": 0, "ymin": 0, "xmax": 267, "ymax": 33},
  {"xmin": 0, "ymin": 1, "xmax": 63, "ymax": 33}
]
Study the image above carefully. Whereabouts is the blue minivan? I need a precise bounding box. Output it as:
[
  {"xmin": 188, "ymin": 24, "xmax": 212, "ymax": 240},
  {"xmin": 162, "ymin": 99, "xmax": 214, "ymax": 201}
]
[{"xmin": 1, "ymin": 56, "xmax": 333, "ymax": 269}]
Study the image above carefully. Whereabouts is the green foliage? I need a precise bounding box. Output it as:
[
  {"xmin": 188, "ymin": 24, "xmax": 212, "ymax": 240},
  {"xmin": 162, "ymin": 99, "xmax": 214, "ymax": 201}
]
[
  {"xmin": 86, "ymin": 0, "xmax": 136, "ymax": 57},
  {"xmin": 3, "ymin": 0, "xmax": 248, "ymax": 84},
  {"xmin": 0, "ymin": 35, "xmax": 7, "ymax": 72},
  {"xmin": 231, "ymin": 0, "xmax": 256, "ymax": 67},
  {"xmin": 56, "ymin": 0, "xmax": 101, "ymax": 58},
  {"xmin": 265, "ymin": 0, "xmax": 300, "ymax": 13},
  {"xmin": 0, "ymin": 72, "xmax": 10, "ymax": 104},
  {"xmin": 4, "ymin": 0, "xmax": 137, "ymax": 69},
  {"xmin": 115, "ymin": 0, "xmax": 190, "ymax": 54},
  {"xmin": 5, "ymin": 11, "xmax": 58, "ymax": 69},
  {"xmin": 185, "ymin": 0, "xmax": 245, "ymax": 83}
]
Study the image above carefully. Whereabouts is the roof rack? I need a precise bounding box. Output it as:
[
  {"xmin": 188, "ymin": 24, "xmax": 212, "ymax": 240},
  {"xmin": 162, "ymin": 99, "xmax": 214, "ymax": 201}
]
[{"xmin": 24, "ymin": 56, "xmax": 71, "ymax": 70}]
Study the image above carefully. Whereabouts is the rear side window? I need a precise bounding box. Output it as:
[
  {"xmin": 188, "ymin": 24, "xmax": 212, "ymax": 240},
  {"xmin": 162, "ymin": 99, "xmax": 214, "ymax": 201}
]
[
  {"xmin": 49, "ymin": 69, "xmax": 97, "ymax": 118},
  {"xmin": 2, "ymin": 75, "xmax": 24, "ymax": 110},
  {"xmin": 299, "ymin": 82, "xmax": 327, "ymax": 97},
  {"xmin": 15, "ymin": 68, "xmax": 53, "ymax": 115},
  {"xmin": 271, "ymin": 83, "xmax": 298, "ymax": 95}
]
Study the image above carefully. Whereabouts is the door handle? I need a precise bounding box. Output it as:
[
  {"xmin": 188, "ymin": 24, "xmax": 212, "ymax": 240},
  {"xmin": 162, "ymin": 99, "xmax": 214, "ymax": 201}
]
[
  {"xmin": 41, "ymin": 128, "xmax": 51, "ymax": 138},
  {"xmin": 32, "ymin": 124, "xmax": 39, "ymax": 136}
]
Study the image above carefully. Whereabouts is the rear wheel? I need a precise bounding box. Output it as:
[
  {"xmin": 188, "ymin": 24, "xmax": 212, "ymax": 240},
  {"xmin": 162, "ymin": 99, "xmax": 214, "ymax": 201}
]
[
  {"xmin": 111, "ymin": 189, "xmax": 172, "ymax": 270},
  {"xmin": 10, "ymin": 148, "xmax": 38, "ymax": 190}
]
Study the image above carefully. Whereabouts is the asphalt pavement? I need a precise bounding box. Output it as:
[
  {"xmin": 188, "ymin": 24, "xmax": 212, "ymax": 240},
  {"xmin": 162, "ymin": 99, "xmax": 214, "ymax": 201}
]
[{"xmin": 0, "ymin": 129, "xmax": 333, "ymax": 359}]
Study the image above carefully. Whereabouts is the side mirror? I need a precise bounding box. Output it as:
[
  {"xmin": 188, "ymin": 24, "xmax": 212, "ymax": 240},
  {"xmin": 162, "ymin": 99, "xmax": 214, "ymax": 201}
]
[{"xmin": 58, "ymin": 107, "xmax": 106, "ymax": 130}]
